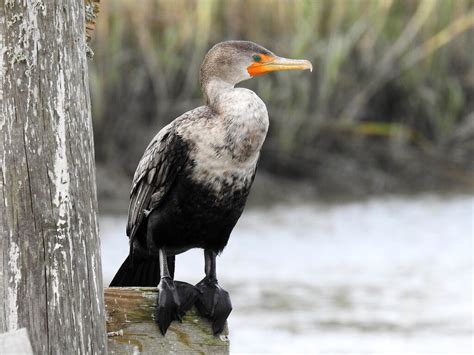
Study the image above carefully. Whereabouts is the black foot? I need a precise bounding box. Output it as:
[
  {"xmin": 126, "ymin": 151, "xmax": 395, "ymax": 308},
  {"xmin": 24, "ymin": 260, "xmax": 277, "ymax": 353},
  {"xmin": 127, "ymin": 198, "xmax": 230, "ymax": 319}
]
[
  {"xmin": 175, "ymin": 281, "xmax": 199, "ymax": 319},
  {"xmin": 156, "ymin": 277, "xmax": 180, "ymax": 335},
  {"xmin": 195, "ymin": 278, "xmax": 232, "ymax": 335}
]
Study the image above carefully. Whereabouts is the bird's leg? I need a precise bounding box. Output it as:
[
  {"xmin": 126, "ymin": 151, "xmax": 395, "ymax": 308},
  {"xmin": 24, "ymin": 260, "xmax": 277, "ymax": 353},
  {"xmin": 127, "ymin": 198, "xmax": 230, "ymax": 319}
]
[
  {"xmin": 195, "ymin": 249, "xmax": 232, "ymax": 334},
  {"xmin": 156, "ymin": 248, "xmax": 180, "ymax": 335}
]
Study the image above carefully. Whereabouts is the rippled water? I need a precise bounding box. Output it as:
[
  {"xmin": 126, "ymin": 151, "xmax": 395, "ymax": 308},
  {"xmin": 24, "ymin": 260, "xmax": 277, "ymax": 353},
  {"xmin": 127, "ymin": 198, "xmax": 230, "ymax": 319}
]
[{"xmin": 100, "ymin": 194, "xmax": 473, "ymax": 354}]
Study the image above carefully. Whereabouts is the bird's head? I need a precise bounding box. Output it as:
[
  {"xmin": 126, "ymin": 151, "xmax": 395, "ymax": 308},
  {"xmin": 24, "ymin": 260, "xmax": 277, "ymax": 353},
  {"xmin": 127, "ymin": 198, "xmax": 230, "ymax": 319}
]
[{"xmin": 200, "ymin": 40, "xmax": 312, "ymax": 89}]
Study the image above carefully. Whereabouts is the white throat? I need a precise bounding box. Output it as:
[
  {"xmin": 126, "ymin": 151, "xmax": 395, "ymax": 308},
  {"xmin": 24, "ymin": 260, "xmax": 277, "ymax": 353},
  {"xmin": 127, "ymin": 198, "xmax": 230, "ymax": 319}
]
[{"xmin": 204, "ymin": 79, "xmax": 234, "ymax": 108}]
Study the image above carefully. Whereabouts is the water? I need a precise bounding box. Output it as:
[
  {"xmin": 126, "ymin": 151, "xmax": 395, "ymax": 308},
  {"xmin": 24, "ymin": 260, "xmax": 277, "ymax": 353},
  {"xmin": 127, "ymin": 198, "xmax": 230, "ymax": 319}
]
[{"xmin": 100, "ymin": 194, "xmax": 473, "ymax": 354}]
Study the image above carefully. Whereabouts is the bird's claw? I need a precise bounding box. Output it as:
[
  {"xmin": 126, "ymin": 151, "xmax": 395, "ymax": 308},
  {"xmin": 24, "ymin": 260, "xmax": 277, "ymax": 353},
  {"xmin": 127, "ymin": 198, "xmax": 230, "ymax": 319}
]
[{"xmin": 195, "ymin": 278, "xmax": 232, "ymax": 335}]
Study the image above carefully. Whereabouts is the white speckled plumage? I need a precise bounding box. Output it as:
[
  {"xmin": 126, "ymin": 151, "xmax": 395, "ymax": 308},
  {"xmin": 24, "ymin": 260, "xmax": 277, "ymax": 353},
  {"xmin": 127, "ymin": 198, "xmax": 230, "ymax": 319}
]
[{"xmin": 180, "ymin": 83, "xmax": 268, "ymax": 192}]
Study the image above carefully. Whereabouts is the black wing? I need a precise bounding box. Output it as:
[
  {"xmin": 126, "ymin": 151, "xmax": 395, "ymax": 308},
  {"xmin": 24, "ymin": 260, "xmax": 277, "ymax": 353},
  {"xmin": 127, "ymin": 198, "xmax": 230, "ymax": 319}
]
[{"xmin": 126, "ymin": 123, "xmax": 188, "ymax": 241}]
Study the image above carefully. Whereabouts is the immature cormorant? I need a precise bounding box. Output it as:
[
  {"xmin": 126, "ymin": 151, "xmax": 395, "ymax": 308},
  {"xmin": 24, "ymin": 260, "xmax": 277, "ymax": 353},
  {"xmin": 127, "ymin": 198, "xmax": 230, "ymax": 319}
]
[{"xmin": 110, "ymin": 41, "xmax": 312, "ymax": 335}]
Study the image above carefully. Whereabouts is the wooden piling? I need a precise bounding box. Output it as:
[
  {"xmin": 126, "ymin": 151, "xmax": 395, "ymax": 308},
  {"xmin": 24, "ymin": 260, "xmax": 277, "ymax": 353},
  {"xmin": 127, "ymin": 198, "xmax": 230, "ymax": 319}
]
[
  {"xmin": 0, "ymin": 1, "xmax": 106, "ymax": 353},
  {"xmin": 105, "ymin": 288, "xmax": 230, "ymax": 354}
]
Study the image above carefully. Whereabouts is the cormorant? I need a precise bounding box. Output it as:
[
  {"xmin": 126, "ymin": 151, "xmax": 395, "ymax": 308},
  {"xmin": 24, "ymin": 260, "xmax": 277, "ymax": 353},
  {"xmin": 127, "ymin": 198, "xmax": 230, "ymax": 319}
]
[{"xmin": 110, "ymin": 41, "xmax": 312, "ymax": 335}]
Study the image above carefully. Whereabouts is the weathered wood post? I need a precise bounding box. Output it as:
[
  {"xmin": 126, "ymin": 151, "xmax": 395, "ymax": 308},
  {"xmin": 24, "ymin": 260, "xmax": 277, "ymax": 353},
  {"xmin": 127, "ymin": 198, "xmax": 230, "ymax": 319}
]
[{"xmin": 0, "ymin": 1, "xmax": 106, "ymax": 353}]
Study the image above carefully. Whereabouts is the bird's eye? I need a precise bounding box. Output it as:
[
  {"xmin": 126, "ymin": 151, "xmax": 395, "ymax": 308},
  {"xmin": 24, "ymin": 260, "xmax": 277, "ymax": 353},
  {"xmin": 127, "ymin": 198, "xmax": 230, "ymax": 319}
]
[{"xmin": 253, "ymin": 54, "xmax": 262, "ymax": 62}]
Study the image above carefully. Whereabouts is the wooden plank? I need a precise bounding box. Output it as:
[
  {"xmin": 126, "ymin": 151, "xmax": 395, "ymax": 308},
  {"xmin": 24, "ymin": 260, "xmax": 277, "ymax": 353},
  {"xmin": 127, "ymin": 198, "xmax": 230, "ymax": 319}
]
[
  {"xmin": 106, "ymin": 288, "xmax": 230, "ymax": 354},
  {"xmin": 0, "ymin": 329, "xmax": 34, "ymax": 355}
]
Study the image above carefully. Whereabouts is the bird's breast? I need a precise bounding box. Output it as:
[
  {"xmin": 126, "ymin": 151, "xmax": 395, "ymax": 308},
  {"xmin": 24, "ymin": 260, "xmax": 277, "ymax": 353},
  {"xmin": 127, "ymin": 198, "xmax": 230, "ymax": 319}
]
[
  {"xmin": 181, "ymin": 89, "xmax": 268, "ymax": 195},
  {"xmin": 185, "ymin": 136, "xmax": 259, "ymax": 196},
  {"xmin": 216, "ymin": 88, "xmax": 269, "ymax": 163}
]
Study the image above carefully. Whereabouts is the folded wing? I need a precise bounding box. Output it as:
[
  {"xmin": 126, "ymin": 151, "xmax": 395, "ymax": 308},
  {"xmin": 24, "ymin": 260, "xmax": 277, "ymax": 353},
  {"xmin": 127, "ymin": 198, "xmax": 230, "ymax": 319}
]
[{"xmin": 126, "ymin": 124, "xmax": 188, "ymax": 242}]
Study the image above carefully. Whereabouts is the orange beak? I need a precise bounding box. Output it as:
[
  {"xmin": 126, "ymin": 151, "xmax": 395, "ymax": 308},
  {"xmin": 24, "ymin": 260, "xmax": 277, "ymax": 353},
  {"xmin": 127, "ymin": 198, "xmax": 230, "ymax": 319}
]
[{"xmin": 247, "ymin": 54, "xmax": 313, "ymax": 77}]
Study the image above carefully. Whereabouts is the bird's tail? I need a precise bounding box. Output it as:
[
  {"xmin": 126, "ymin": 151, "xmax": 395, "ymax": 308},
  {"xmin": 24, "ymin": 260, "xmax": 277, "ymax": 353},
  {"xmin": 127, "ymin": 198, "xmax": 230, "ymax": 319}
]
[{"xmin": 109, "ymin": 255, "xmax": 162, "ymax": 287}]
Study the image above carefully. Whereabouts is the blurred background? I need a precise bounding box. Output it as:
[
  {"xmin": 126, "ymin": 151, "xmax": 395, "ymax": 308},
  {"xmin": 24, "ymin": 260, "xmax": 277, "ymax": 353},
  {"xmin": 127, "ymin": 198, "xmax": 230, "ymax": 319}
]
[{"xmin": 89, "ymin": 0, "xmax": 473, "ymax": 353}]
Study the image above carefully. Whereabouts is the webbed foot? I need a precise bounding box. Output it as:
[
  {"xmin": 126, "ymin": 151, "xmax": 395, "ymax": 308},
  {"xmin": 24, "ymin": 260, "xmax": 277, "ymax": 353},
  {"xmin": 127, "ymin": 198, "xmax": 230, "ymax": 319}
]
[
  {"xmin": 156, "ymin": 277, "xmax": 180, "ymax": 335},
  {"xmin": 195, "ymin": 278, "xmax": 232, "ymax": 334},
  {"xmin": 175, "ymin": 281, "xmax": 199, "ymax": 319}
]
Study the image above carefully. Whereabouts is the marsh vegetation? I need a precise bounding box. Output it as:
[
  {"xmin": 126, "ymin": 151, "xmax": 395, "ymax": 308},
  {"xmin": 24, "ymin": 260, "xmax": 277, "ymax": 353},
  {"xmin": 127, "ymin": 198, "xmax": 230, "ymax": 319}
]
[{"xmin": 89, "ymin": 0, "xmax": 473, "ymax": 203}]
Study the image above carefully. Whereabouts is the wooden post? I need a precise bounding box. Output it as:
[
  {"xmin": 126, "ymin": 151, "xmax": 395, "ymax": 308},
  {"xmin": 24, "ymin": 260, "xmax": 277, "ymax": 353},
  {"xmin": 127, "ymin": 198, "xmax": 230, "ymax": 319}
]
[
  {"xmin": 0, "ymin": 1, "xmax": 106, "ymax": 354},
  {"xmin": 105, "ymin": 288, "xmax": 230, "ymax": 354}
]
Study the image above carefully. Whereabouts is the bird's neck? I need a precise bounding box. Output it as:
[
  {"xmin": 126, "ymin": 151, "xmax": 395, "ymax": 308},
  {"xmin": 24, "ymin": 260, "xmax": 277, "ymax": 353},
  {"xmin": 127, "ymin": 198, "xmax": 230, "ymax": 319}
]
[
  {"xmin": 202, "ymin": 78, "xmax": 235, "ymax": 110},
  {"xmin": 197, "ymin": 77, "xmax": 269, "ymax": 165}
]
